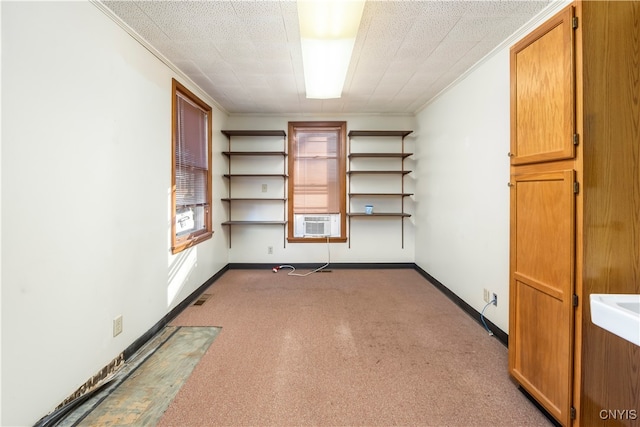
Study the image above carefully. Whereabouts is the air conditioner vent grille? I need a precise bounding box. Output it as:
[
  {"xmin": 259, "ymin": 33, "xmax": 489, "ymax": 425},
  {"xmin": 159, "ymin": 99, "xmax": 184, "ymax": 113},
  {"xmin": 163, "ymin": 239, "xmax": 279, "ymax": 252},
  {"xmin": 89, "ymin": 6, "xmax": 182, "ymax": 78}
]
[
  {"xmin": 303, "ymin": 216, "xmax": 330, "ymax": 237},
  {"xmin": 305, "ymin": 221, "xmax": 325, "ymax": 236},
  {"xmin": 304, "ymin": 216, "xmax": 330, "ymax": 222}
]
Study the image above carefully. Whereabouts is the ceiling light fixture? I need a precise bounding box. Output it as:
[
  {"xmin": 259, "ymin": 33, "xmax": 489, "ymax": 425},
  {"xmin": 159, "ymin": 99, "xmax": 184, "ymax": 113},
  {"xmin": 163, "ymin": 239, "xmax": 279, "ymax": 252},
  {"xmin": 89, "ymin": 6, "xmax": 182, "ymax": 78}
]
[{"xmin": 297, "ymin": 0, "xmax": 365, "ymax": 99}]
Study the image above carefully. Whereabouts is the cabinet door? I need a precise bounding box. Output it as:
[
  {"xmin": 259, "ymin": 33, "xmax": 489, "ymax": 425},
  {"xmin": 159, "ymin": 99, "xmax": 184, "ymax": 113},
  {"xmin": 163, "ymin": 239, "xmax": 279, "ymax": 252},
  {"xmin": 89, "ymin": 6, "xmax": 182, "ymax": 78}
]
[
  {"xmin": 510, "ymin": 6, "xmax": 575, "ymax": 165},
  {"xmin": 509, "ymin": 170, "xmax": 575, "ymax": 426}
]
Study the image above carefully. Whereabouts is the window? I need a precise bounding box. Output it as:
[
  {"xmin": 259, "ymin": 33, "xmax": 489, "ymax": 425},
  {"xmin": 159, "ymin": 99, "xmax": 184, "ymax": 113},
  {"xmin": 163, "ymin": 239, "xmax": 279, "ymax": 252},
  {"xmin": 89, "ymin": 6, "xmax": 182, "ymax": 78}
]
[
  {"xmin": 171, "ymin": 79, "xmax": 213, "ymax": 253},
  {"xmin": 288, "ymin": 121, "xmax": 347, "ymax": 242}
]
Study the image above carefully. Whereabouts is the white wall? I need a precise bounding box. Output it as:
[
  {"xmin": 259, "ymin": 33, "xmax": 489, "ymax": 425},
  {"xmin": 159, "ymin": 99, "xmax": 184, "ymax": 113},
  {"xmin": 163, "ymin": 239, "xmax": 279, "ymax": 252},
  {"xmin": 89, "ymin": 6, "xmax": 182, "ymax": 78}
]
[
  {"xmin": 224, "ymin": 115, "xmax": 415, "ymax": 265},
  {"xmin": 413, "ymin": 1, "xmax": 570, "ymax": 333},
  {"xmin": 1, "ymin": 2, "xmax": 229, "ymax": 425},
  {"xmin": 413, "ymin": 51, "xmax": 512, "ymax": 332}
]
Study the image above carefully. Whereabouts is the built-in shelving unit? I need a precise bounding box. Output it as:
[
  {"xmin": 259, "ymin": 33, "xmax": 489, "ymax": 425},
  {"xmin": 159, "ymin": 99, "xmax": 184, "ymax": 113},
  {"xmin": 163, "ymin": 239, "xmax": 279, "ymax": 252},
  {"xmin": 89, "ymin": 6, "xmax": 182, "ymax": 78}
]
[
  {"xmin": 221, "ymin": 130, "xmax": 287, "ymax": 248},
  {"xmin": 347, "ymin": 130, "xmax": 413, "ymax": 248}
]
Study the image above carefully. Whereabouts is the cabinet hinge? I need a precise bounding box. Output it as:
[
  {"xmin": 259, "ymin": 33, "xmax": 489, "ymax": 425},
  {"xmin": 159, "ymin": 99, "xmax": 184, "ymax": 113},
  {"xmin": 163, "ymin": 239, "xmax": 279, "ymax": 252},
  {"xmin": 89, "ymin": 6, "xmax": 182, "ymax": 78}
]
[
  {"xmin": 573, "ymin": 182, "xmax": 580, "ymax": 194},
  {"xmin": 573, "ymin": 133, "xmax": 579, "ymax": 146},
  {"xmin": 572, "ymin": 17, "xmax": 578, "ymax": 29},
  {"xmin": 571, "ymin": 406, "xmax": 577, "ymax": 419},
  {"xmin": 572, "ymin": 294, "xmax": 579, "ymax": 307}
]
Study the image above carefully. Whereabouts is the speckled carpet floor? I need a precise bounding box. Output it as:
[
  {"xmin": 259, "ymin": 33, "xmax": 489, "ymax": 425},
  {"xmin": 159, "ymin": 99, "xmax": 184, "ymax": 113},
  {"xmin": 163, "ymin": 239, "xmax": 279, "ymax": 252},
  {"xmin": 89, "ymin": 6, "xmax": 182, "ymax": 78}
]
[
  {"xmin": 157, "ymin": 269, "xmax": 553, "ymax": 426},
  {"xmin": 58, "ymin": 269, "xmax": 554, "ymax": 426}
]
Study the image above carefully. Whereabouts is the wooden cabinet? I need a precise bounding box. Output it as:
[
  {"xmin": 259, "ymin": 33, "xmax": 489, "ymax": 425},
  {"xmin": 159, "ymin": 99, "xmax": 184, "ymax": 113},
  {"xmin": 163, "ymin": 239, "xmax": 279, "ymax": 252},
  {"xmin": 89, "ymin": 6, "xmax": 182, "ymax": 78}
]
[
  {"xmin": 221, "ymin": 130, "xmax": 288, "ymax": 247},
  {"xmin": 509, "ymin": 2, "xmax": 640, "ymax": 426},
  {"xmin": 509, "ymin": 169, "xmax": 576, "ymax": 424},
  {"xmin": 509, "ymin": 6, "xmax": 576, "ymax": 165},
  {"xmin": 510, "ymin": 7, "xmax": 577, "ymax": 426},
  {"xmin": 346, "ymin": 130, "xmax": 413, "ymax": 248}
]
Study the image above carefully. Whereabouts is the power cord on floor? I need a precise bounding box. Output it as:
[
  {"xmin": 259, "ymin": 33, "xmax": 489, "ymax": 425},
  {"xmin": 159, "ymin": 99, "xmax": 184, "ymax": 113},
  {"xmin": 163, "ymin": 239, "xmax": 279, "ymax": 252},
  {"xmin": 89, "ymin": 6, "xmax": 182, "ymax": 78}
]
[
  {"xmin": 272, "ymin": 235, "xmax": 330, "ymax": 276},
  {"xmin": 480, "ymin": 297, "xmax": 497, "ymax": 336}
]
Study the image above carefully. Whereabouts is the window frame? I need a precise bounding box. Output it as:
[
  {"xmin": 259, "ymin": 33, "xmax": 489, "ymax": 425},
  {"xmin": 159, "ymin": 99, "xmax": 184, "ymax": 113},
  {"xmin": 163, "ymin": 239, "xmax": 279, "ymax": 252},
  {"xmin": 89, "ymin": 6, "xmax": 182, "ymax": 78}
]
[
  {"xmin": 287, "ymin": 121, "xmax": 347, "ymax": 243},
  {"xmin": 171, "ymin": 79, "xmax": 213, "ymax": 254}
]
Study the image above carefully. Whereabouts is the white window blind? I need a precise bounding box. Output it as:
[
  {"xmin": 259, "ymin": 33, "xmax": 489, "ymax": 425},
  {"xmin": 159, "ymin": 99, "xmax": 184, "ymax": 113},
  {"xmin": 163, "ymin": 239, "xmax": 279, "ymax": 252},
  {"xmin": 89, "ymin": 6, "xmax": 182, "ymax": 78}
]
[
  {"xmin": 172, "ymin": 80, "xmax": 212, "ymax": 253},
  {"xmin": 292, "ymin": 127, "xmax": 340, "ymax": 214}
]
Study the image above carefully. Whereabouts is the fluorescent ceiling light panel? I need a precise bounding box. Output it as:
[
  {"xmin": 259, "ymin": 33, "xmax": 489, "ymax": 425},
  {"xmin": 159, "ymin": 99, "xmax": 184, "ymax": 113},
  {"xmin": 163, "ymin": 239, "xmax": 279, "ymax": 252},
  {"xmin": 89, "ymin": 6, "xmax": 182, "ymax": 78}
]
[{"xmin": 298, "ymin": 0, "xmax": 365, "ymax": 99}]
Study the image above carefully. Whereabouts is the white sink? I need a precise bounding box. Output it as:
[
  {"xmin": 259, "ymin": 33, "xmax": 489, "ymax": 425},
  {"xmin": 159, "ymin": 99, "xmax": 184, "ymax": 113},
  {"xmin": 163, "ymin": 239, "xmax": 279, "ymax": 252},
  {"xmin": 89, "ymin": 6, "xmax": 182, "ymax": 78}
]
[{"xmin": 590, "ymin": 294, "xmax": 640, "ymax": 347}]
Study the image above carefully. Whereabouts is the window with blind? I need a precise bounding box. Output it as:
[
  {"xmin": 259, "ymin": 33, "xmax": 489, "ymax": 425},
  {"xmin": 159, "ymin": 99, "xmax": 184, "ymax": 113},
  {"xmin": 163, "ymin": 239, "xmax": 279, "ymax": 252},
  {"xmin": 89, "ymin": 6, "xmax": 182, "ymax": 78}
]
[
  {"xmin": 288, "ymin": 121, "xmax": 347, "ymax": 242},
  {"xmin": 171, "ymin": 79, "xmax": 213, "ymax": 253}
]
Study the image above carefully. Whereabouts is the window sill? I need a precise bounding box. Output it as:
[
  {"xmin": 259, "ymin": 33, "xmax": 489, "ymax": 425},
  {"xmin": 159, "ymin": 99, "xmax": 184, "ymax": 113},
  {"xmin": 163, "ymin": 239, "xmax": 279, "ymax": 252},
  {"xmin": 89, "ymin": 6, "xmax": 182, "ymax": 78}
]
[
  {"xmin": 287, "ymin": 237, "xmax": 347, "ymax": 244},
  {"xmin": 172, "ymin": 231, "xmax": 213, "ymax": 254}
]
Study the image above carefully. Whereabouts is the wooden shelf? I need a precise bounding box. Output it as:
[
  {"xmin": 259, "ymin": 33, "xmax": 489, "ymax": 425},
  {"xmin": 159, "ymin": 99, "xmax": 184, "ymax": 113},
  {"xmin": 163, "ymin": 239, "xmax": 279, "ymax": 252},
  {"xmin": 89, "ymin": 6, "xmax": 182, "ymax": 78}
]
[
  {"xmin": 222, "ymin": 129, "xmax": 288, "ymax": 248},
  {"xmin": 349, "ymin": 193, "xmax": 413, "ymax": 197},
  {"xmin": 347, "ymin": 129, "xmax": 413, "ymax": 248},
  {"xmin": 348, "ymin": 130, "xmax": 413, "ymax": 138},
  {"xmin": 348, "ymin": 213, "xmax": 411, "ymax": 217},
  {"xmin": 348, "ymin": 152, "xmax": 413, "ymax": 159},
  {"xmin": 223, "ymin": 174, "xmax": 288, "ymax": 178},
  {"xmin": 221, "ymin": 220, "xmax": 287, "ymax": 225},
  {"xmin": 221, "ymin": 198, "xmax": 287, "ymax": 202},
  {"xmin": 223, "ymin": 151, "xmax": 287, "ymax": 157},
  {"xmin": 347, "ymin": 170, "xmax": 411, "ymax": 175},
  {"xmin": 221, "ymin": 130, "xmax": 286, "ymax": 137}
]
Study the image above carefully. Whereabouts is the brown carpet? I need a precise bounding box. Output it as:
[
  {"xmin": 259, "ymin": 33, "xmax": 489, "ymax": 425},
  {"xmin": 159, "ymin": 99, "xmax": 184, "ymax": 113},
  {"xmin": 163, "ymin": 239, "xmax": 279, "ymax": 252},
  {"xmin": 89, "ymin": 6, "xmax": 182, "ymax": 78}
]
[{"xmin": 161, "ymin": 269, "xmax": 552, "ymax": 426}]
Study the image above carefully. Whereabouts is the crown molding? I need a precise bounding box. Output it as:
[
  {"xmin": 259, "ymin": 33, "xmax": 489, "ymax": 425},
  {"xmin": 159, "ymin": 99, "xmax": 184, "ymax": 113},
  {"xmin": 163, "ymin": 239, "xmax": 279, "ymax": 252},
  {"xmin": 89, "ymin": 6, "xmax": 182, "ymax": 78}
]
[
  {"xmin": 90, "ymin": 0, "xmax": 229, "ymax": 116},
  {"xmin": 416, "ymin": 0, "xmax": 573, "ymax": 113}
]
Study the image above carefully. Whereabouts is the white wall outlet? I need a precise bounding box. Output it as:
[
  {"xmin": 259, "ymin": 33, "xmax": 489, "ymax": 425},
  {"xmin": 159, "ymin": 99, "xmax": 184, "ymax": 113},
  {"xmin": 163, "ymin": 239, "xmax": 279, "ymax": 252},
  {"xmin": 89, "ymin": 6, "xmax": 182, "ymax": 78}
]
[
  {"xmin": 483, "ymin": 288, "xmax": 490, "ymax": 303},
  {"xmin": 267, "ymin": 246, "xmax": 273, "ymax": 254},
  {"xmin": 261, "ymin": 183, "xmax": 268, "ymax": 193},
  {"xmin": 492, "ymin": 293, "xmax": 498, "ymax": 306},
  {"xmin": 113, "ymin": 315, "xmax": 123, "ymax": 337}
]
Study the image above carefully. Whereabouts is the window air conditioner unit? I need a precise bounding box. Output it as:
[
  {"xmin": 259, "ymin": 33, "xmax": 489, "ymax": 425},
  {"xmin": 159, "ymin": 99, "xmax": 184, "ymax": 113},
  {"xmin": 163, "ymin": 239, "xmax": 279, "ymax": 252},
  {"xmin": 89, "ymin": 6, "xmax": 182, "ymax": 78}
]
[
  {"xmin": 303, "ymin": 216, "xmax": 331, "ymax": 237},
  {"xmin": 293, "ymin": 213, "xmax": 339, "ymax": 238}
]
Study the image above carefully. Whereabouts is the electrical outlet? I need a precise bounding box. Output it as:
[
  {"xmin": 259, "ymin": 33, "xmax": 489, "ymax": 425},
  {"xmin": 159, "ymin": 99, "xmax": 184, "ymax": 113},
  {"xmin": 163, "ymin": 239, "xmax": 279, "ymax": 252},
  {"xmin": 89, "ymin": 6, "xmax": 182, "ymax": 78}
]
[
  {"xmin": 261, "ymin": 184, "xmax": 268, "ymax": 193},
  {"xmin": 113, "ymin": 315, "xmax": 123, "ymax": 337},
  {"xmin": 483, "ymin": 288, "xmax": 490, "ymax": 303},
  {"xmin": 267, "ymin": 246, "xmax": 273, "ymax": 254},
  {"xmin": 492, "ymin": 293, "xmax": 498, "ymax": 306}
]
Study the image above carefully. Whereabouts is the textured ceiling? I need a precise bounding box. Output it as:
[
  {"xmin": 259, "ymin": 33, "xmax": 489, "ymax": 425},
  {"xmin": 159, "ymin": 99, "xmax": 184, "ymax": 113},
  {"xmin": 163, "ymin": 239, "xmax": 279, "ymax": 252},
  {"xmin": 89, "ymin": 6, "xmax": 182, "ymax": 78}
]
[{"xmin": 101, "ymin": 0, "xmax": 551, "ymax": 115}]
